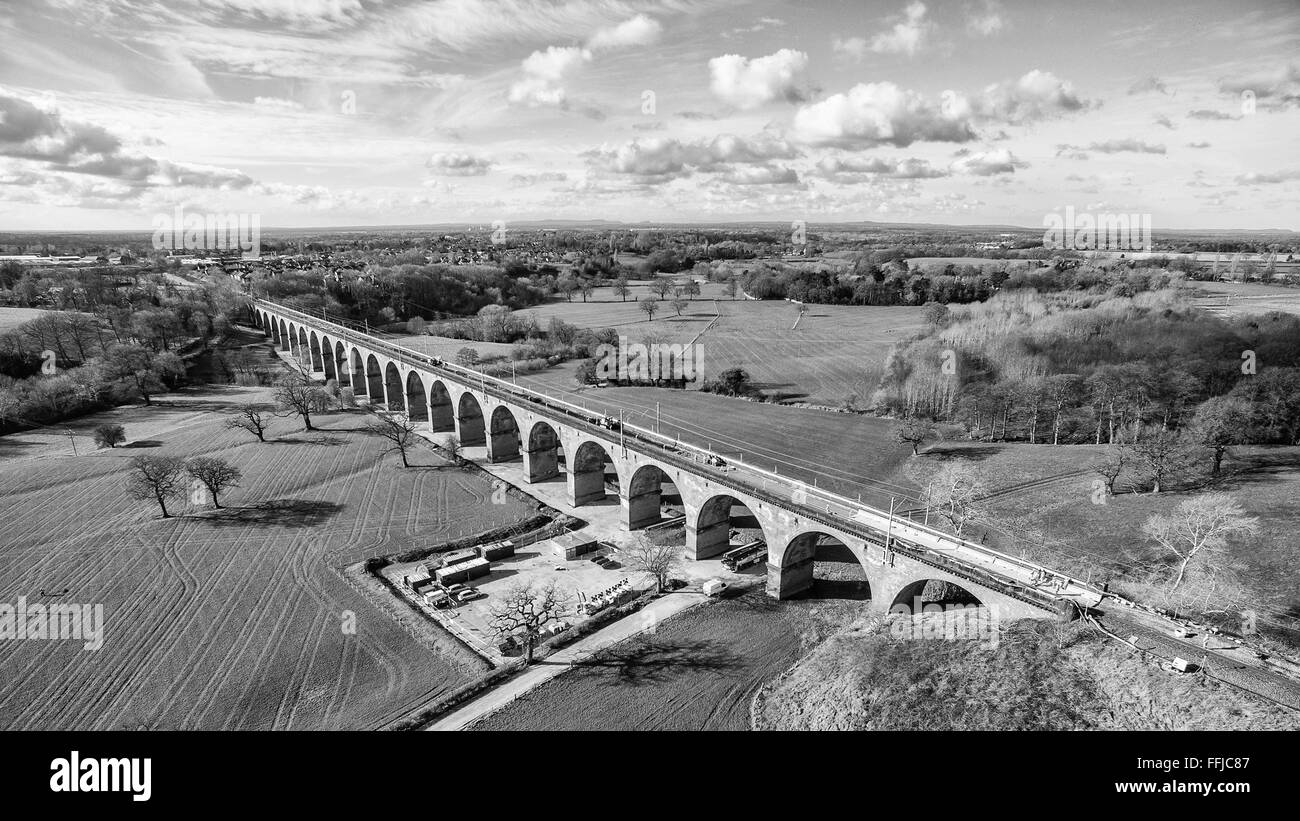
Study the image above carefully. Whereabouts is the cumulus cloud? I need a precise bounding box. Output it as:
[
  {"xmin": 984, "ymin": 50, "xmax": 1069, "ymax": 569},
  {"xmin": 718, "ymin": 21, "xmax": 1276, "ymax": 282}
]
[
  {"xmin": 426, "ymin": 152, "xmax": 493, "ymax": 176},
  {"xmin": 792, "ymin": 82, "xmax": 976, "ymax": 148},
  {"xmin": 508, "ymin": 45, "xmax": 591, "ymax": 106},
  {"xmin": 509, "ymin": 171, "xmax": 568, "ymax": 187},
  {"xmin": 1186, "ymin": 141, "xmax": 1211, "ymax": 149},
  {"xmin": 1127, "ymin": 75, "xmax": 1170, "ymax": 96},
  {"xmin": 971, "ymin": 70, "xmax": 1090, "ymax": 124},
  {"xmin": 0, "ymin": 93, "xmax": 253, "ymax": 190},
  {"xmin": 585, "ymin": 134, "xmax": 799, "ymax": 184},
  {"xmin": 1187, "ymin": 109, "xmax": 1238, "ymax": 120},
  {"xmin": 586, "ymin": 14, "xmax": 661, "ymax": 50},
  {"xmin": 949, "ymin": 148, "xmax": 1023, "ymax": 175},
  {"xmin": 832, "ymin": 36, "xmax": 869, "ymax": 63},
  {"xmin": 1234, "ymin": 169, "xmax": 1300, "ymax": 185},
  {"xmin": 719, "ymin": 165, "xmax": 800, "ymax": 185},
  {"xmin": 708, "ymin": 49, "xmax": 809, "ymax": 109},
  {"xmin": 792, "ymin": 70, "xmax": 1089, "ymax": 149},
  {"xmin": 1218, "ymin": 62, "xmax": 1300, "ymax": 108},
  {"xmin": 966, "ymin": 0, "xmax": 1005, "ymax": 36},
  {"xmin": 815, "ymin": 156, "xmax": 948, "ymax": 179},
  {"xmin": 870, "ymin": 1, "xmax": 931, "ymax": 56},
  {"xmin": 1154, "ymin": 115, "xmax": 1175, "ymax": 130},
  {"xmin": 1054, "ymin": 139, "xmax": 1165, "ymax": 157}
]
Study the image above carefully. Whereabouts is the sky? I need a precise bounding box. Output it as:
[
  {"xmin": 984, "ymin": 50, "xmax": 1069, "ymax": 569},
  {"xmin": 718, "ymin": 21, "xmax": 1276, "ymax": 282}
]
[{"xmin": 0, "ymin": 0, "xmax": 1297, "ymax": 231}]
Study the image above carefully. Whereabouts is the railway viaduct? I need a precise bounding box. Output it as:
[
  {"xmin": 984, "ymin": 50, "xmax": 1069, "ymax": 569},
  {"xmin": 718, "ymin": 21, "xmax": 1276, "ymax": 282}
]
[{"xmin": 252, "ymin": 299, "xmax": 1095, "ymax": 621}]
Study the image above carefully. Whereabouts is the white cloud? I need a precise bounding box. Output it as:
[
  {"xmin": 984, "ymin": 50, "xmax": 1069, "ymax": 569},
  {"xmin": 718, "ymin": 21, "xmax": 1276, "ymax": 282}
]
[
  {"xmin": 793, "ymin": 82, "xmax": 976, "ymax": 148},
  {"xmin": 427, "ymin": 152, "xmax": 493, "ymax": 176},
  {"xmin": 508, "ymin": 45, "xmax": 591, "ymax": 106},
  {"xmin": 966, "ymin": 0, "xmax": 1005, "ymax": 36},
  {"xmin": 587, "ymin": 14, "xmax": 662, "ymax": 50},
  {"xmin": 949, "ymin": 148, "xmax": 1022, "ymax": 175},
  {"xmin": 972, "ymin": 70, "xmax": 1090, "ymax": 124},
  {"xmin": 870, "ymin": 1, "xmax": 930, "ymax": 56},
  {"xmin": 708, "ymin": 49, "xmax": 809, "ymax": 109},
  {"xmin": 832, "ymin": 36, "xmax": 869, "ymax": 63}
]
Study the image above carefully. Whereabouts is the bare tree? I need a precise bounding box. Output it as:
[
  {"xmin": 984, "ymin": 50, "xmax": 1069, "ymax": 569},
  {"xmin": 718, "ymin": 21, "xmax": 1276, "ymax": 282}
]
[
  {"xmin": 612, "ymin": 276, "xmax": 631, "ymax": 302},
  {"xmin": 896, "ymin": 417, "xmax": 935, "ymax": 456},
  {"xmin": 1189, "ymin": 396, "xmax": 1252, "ymax": 476},
  {"xmin": 272, "ymin": 374, "xmax": 328, "ymax": 432},
  {"xmin": 650, "ymin": 278, "xmax": 673, "ymax": 299},
  {"xmin": 624, "ymin": 536, "xmax": 681, "ymax": 592},
  {"xmin": 638, "ymin": 295, "xmax": 660, "ymax": 321},
  {"xmin": 185, "ymin": 456, "xmax": 242, "ymax": 509},
  {"xmin": 669, "ymin": 297, "xmax": 689, "ymax": 317},
  {"xmin": 920, "ymin": 463, "xmax": 987, "ymax": 536},
  {"xmin": 368, "ymin": 413, "xmax": 418, "ymax": 468},
  {"xmin": 1090, "ymin": 445, "xmax": 1129, "ymax": 495},
  {"xmin": 124, "ymin": 454, "xmax": 187, "ymax": 518},
  {"xmin": 488, "ymin": 581, "xmax": 572, "ymax": 664},
  {"xmin": 1141, "ymin": 493, "xmax": 1261, "ymax": 592},
  {"xmin": 1130, "ymin": 427, "xmax": 1197, "ymax": 493},
  {"xmin": 444, "ymin": 432, "xmax": 461, "ymax": 460},
  {"xmin": 224, "ymin": 404, "xmax": 271, "ymax": 442}
]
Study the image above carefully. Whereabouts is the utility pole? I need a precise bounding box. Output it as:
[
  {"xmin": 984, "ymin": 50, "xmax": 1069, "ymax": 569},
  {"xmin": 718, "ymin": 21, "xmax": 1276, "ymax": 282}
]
[{"xmin": 65, "ymin": 429, "xmax": 78, "ymax": 457}]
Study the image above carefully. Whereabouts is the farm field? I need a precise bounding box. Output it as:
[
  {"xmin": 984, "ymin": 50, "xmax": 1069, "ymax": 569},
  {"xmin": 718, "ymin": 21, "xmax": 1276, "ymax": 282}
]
[
  {"xmin": 0, "ymin": 306, "xmax": 52, "ymax": 332},
  {"xmin": 0, "ymin": 384, "xmax": 536, "ymax": 730},
  {"xmin": 905, "ymin": 257, "xmax": 1034, "ymax": 273},
  {"xmin": 697, "ymin": 300, "xmax": 926, "ymax": 405},
  {"xmin": 505, "ymin": 288, "xmax": 925, "ymax": 406},
  {"xmin": 1187, "ymin": 280, "xmax": 1300, "ymax": 318},
  {"xmin": 510, "ymin": 378, "xmax": 919, "ymax": 509},
  {"xmin": 471, "ymin": 586, "xmax": 863, "ymax": 731}
]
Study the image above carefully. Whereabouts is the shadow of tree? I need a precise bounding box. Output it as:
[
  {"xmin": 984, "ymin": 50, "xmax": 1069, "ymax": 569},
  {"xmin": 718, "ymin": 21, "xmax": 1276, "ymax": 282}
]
[
  {"xmin": 122, "ymin": 440, "xmax": 164, "ymax": 448},
  {"xmin": 196, "ymin": 499, "xmax": 345, "ymax": 528},
  {"xmin": 272, "ymin": 435, "xmax": 347, "ymax": 446},
  {"xmin": 573, "ymin": 638, "xmax": 743, "ymax": 686}
]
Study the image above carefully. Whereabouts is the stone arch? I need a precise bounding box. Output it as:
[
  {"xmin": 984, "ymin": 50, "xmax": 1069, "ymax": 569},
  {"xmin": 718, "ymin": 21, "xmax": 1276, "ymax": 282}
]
[
  {"xmin": 429, "ymin": 380, "xmax": 454, "ymax": 431},
  {"xmin": 295, "ymin": 326, "xmax": 310, "ymax": 369},
  {"xmin": 278, "ymin": 319, "xmax": 290, "ymax": 351},
  {"xmin": 333, "ymin": 341, "xmax": 347, "ymax": 385},
  {"xmin": 319, "ymin": 335, "xmax": 337, "ymax": 381},
  {"xmin": 624, "ymin": 463, "xmax": 684, "ymax": 531},
  {"xmin": 569, "ymin": 439, "xmax": 619, "ymax": 507},
  {"xmin": 889, "ymin": 578, "xmax": 983, "ymax": 614},
  {"xmin": 771, "ymin": 531, "xmax": 872, "ymax": 601},
  {"xmin": 405, "ymin": 371, "xmax": 429, "ymax": 426},
  {"xmin": 364, "ymin": 353, "xmax": 384, "ymax": 402},
  {"xmin": 524, "ymin": 420, "xmax": 562, "ymax": 483},
  {"xmin": 690, "ymin": 493, "xmax": 768, "ymax": 560},
  {"xmin": 456, "ymin": 391, "xmax": 486, "ymax": 446},
  {"xmin": 267, "ymin": 314, "xmax": 280, "ymax": 345},
  {"xmin": 308, "ymin": 331, "xmax": 324, "ymax": 372},
  {"xmin": 384, "ymin": 361, "xmax": 405, "ymax": 411},
  {"xmin": 487, "ymin": 405, "xmax": 521, "ymax": 463},
  {"xmin": 349, "ymin": 347, "xmax": 367, "ymax": 397}
]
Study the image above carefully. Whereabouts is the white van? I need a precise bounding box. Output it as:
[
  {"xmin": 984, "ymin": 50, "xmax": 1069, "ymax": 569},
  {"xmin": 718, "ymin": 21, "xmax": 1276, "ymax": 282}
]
[{"xmin": 702, "ymin": 579, "xmax": 728, "ymax": 597}]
